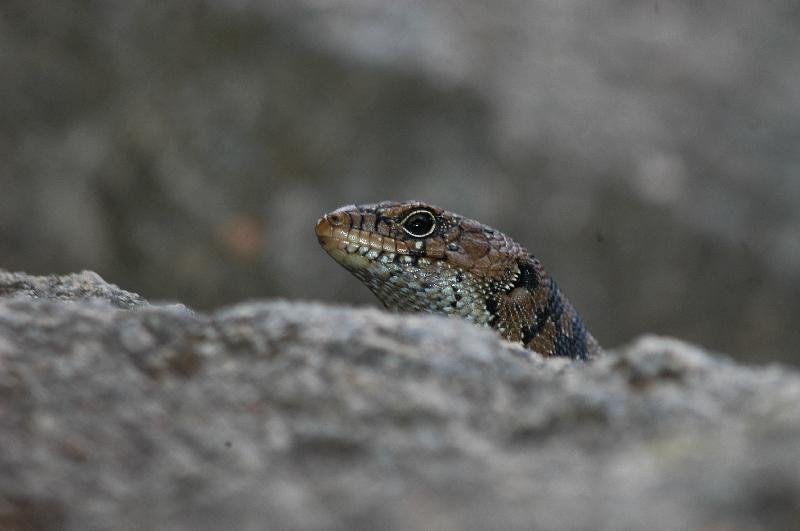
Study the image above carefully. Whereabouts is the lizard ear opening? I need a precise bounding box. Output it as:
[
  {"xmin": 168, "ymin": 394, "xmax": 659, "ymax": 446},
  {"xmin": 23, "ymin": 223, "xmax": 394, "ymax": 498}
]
[{"xmin": 400, "ymin": 210, "xmax": 437, "ymax": 238}]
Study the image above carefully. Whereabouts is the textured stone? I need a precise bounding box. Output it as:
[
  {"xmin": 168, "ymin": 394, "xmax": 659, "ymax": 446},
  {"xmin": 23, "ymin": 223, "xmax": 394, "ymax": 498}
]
[
  {"xmin": 0, "ymin": 269, "xmax": 147, "ymax": 309},
  {"xmin": 1, "ymin": 272, "xmax": 799, "ymax": 530}
]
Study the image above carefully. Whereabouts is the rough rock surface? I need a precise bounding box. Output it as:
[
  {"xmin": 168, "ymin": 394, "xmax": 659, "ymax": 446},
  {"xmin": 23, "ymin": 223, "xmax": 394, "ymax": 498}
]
[
  {"xmin": 1, "ymin": 271, "xmax": 799, "ymax": 531},
  {"xmin": 0, "ymin": 270, "xmax": 147, "ymax": 309}
]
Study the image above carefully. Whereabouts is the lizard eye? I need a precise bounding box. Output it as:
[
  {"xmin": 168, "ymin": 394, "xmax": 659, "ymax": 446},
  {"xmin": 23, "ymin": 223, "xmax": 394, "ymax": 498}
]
[{"xmin": 400, "ymin": 210, "xmax": 436, "ymax": 238}]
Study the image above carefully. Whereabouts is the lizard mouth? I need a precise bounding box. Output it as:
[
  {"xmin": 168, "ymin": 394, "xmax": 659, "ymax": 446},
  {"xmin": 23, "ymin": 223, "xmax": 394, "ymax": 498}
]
[{"xmin": 315, "ymin": 211, "xmax": 410, "ymax": 270}]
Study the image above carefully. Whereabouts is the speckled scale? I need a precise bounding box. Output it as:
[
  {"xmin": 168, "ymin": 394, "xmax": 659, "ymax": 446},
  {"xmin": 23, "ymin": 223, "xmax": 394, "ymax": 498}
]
[{"xmin": 316, "ymin": 201, "xmax": 601, "ymax": 360}]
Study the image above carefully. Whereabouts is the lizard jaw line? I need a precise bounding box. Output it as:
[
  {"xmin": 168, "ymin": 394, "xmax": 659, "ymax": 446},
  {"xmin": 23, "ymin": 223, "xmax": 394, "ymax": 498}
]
[
  {"xmin": 315, "ymin": 216, "xmax": 408, "ymax": 270},
  {"xmin": 315, "ymin": 217, "xmax": 409, "ymax": 255}
]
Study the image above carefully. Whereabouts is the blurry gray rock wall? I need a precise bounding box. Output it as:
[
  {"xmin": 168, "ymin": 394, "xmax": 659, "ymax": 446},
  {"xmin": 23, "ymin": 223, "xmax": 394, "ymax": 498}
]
[{"xmin": 1, "ymin": 0, "xmax": 799, "ymax": 363}]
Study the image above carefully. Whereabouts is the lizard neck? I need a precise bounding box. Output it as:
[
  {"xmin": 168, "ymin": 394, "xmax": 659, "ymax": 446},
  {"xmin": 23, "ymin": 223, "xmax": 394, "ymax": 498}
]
[{"xmin": 490, "ymin": 257, "xmax": 601, "ymax": 360}]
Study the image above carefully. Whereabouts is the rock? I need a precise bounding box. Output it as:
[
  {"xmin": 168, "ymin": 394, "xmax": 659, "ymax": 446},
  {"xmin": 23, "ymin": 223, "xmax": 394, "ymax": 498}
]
[
  {"xmin": 0, "ymin": 269, "xmax": 147, "ymax": 309},
  {"xmin": 1, "ymin": 272, "xmax": 799, "ymax": 530}
]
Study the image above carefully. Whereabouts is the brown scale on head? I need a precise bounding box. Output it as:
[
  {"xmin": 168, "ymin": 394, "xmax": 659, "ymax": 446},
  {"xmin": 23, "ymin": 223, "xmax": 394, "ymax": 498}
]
[{"xmin": 315, "ymin": 201, "xmax": 601, "ymax": 360}]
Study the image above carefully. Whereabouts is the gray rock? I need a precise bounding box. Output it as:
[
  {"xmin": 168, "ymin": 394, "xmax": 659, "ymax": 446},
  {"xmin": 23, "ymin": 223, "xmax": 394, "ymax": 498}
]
[
  {"xmin": 1, "ymin": 272, "xmax": 799, "ymax": 530},
  {"xmin": 0, "ymin": 269, "xmax": 148, "ymax": 309}
]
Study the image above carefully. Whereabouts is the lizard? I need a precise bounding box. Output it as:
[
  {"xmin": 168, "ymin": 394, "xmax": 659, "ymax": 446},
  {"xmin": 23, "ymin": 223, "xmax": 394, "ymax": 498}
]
[{"xmin": 315, "ymin": 201, "xmax": 602, "ymax": 360}]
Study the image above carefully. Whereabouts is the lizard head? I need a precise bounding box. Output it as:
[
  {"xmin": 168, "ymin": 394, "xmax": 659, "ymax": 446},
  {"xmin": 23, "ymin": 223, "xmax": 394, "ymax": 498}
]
[{"xmin": 315, "ymin": 201, "xmax": 527, "ymax": 322}]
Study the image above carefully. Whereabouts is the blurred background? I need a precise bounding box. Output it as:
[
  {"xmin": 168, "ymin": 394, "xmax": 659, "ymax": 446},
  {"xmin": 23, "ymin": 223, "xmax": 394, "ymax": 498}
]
[{"xmin": 1, "ymin": 0, "xmax": 798, "ymax": 364}]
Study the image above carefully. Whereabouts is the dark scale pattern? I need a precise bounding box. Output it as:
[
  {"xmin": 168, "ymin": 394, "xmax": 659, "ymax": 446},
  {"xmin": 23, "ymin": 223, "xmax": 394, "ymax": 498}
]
[
  {"xmin": 316, "ymin": 201, "xmax": 602, "ymax": 360},
  {"xmin": 515, "ymin": 261, "xmax": 539, "ymax": 291},
  {"xmin": 547, "ymin": 279, "xmax": 565, "ymax": 323}
]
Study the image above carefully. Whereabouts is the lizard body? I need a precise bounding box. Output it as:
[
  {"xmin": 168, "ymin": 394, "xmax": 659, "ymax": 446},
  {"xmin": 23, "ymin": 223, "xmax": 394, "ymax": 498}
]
[{"xmin": 315, "ymin": 201, "xmax": 601, "ymax": 360}]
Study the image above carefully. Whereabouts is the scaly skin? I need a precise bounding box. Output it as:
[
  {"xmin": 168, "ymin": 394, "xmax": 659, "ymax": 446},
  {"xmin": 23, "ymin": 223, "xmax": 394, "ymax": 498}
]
[{"xmin": 315, "ymin": 201, "xmax": 601, "ymax": 360}]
